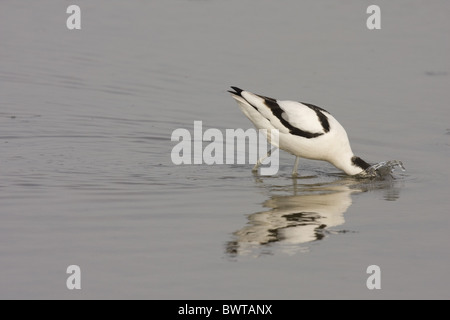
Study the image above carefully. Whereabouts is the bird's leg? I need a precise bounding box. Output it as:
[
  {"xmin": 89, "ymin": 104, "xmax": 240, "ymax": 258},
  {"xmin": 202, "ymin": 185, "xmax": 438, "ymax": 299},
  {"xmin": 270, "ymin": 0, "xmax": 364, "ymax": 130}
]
[
  {"xmin": 292, "ymin": 156, "xmax": 300, "ymax": 176},
  {"xmin": 252, "ymin": 147, "xmax": 278, "ymax": 173}
]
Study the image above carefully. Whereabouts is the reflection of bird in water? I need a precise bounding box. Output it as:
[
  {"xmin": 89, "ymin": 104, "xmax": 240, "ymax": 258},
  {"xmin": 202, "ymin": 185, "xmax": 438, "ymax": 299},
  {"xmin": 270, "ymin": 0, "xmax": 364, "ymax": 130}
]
[{"xmin": 226, "ymin": 184, "xmax": 360, "ymax": 257}]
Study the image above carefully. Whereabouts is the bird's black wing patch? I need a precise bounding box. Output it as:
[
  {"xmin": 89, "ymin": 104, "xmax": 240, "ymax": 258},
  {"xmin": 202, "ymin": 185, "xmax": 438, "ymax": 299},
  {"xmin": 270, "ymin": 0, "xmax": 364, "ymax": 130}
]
[
  {"xmin": 262, "ymin": 97, "xmax": 324, "ymax": 139},
  {"xmin": 301, "ymin": 102, "xmax": 330, "ymax": 133}
]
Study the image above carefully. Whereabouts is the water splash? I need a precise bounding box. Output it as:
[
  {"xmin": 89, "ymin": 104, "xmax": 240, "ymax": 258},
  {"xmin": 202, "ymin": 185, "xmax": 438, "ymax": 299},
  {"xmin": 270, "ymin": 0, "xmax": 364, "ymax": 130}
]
[{"xmin": 358, "ymin": 160, "xmax": 406, "ymax": 179}]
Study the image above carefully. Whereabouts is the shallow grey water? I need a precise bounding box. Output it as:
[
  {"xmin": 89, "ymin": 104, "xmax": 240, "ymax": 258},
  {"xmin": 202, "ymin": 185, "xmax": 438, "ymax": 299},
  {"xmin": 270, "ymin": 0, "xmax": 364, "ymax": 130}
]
[{"xmin": 1, "ymin": 1, "xmax": 449, "ymax": 299}]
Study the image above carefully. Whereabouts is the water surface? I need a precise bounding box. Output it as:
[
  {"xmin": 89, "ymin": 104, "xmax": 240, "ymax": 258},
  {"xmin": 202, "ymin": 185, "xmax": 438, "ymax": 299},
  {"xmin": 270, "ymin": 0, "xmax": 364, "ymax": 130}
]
[{"xmin": 1, "ymin": 0, "xmax": 449, "ymax": 299}]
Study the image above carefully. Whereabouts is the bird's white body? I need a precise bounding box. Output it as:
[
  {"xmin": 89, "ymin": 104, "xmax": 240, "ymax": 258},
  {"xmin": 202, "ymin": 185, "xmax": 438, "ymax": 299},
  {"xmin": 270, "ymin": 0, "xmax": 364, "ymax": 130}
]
[{"xmin": 229, "ymin": 87, "xmax": 370, "ymax": 175}]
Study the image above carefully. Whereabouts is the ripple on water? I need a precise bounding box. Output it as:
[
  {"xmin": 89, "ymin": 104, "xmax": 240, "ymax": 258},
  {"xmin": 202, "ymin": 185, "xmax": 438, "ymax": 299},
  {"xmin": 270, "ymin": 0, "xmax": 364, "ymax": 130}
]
[{"xmin": 357, "ymin": 160, "xmax": 406, "ymax": 180}]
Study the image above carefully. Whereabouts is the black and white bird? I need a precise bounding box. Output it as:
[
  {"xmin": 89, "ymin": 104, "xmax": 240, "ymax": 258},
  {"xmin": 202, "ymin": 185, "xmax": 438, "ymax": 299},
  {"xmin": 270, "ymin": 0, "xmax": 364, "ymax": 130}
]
[{"xmin": 228, "ymin": 86, "xmax": 371, "ymax": 176}]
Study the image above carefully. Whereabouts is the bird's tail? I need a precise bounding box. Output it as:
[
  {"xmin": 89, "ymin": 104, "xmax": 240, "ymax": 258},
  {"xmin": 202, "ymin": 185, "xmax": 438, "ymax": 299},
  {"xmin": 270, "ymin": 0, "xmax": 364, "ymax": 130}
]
[{"xmin": 228, "ymin": 86, "xmax": 244, "ymax": 96}]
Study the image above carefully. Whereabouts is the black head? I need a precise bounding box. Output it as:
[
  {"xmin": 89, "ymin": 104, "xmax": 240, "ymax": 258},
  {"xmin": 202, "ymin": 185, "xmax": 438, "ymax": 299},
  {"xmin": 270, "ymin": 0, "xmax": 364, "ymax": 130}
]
[{"xmin": 352, "ymin": 156, "xmax": 371, "ymax": 170}]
